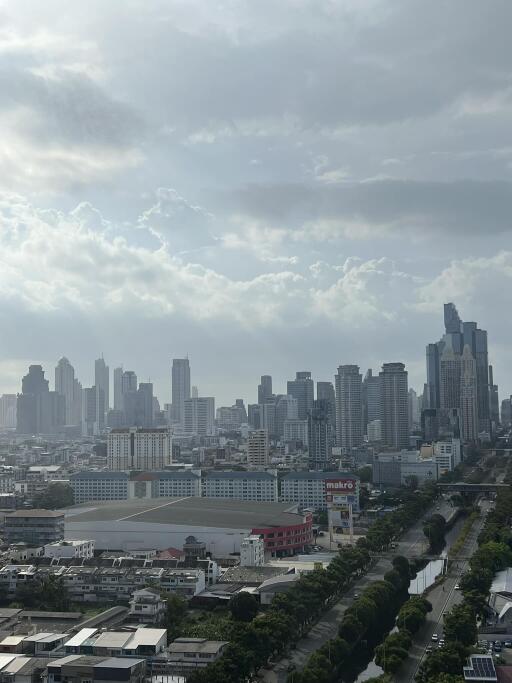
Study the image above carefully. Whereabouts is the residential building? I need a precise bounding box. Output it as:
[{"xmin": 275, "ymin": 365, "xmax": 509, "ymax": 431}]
[
  {"xmin": 113, "ymin": 366, "xmax": 124, "ymax": 411},
  {"xmin": 55, "ymin": 357, "xmax": 82, "ymax": 426},
  {"xmin": 0, "ymin": 394, "xmax": 17, "ymax": 429},
  {"xmin": 171, "ymin": 358, "xmax": 191, "ymax": 426},
  {"xmin": 168, "ymin": 638, "xmax": 228, "ymax": 676},
  {"xmin": 308, "ymin": 399, "xmax": 331, "ymax": 470},
  {"xmin": 287, "ymin": 372, "xmax": 314, "ymax": 420},
  {"xmin": 183, "ymin": 397, "xmax": 215, "ymax": 436},
  {"xmin": 240, "ymin": 535, "xmax": 265, "ymax": 566},
  {"xmin": 335, "ymin": 365, "xmax": 363, "ymax": 451},
  {"xmin": 362, "ymin": 369, "xmax": 381, "ymax": 435},
  {"xmin": 202, "ymin": 471, "xmax": 278, "ymax": 502},
  {"xmin": 281, "ymin": 471, "xmax": 360, "ymax": 511},
  {"xmin": 47, "ymin": 656, "xmax": 146, "ymax": 683},
  {"xmin": 283, "ymin": 418, "xmax": 308, "ymax": 445},
  {"xmin": 4, "ymin": 510, "xmax": 64, "ymax": 545},
  {"xmin": 408, "ymin": 388, "xmax": 420, "ymax": 428},
  {"xmin": 107, "ymin": 428, "xmax": 172, "ymax": 470},
  {"xmin": 379, "ymin": 362, "xmax": 409, "ymax": 450},
  {"xmin": 129, "ymin": 588, "xmax": 167, "ymax": 624},
  {"xmin": 70, "ymin": 471, "xmax": 130, "ymax": 503},
  {"xmin": 129, "ymin": 471, "xmax": 201, "ymax": 499},
  {"xmin": 367, "ymin": 419, "xmax": 382, "ymax": 442},
  {"xmin": 274, "ymin": 395, "xmax": 298, "ymax": 439},
  {"xmin": 460, "ymin": 345, "xmax": 478, "ymax": 441},
  {"xmin": 43, "ymin": 540, "xmax": 95, "ymax": 559},
  {"xmin": 247, "ymin": 430, "xmax": 269, "ymax": 467}
]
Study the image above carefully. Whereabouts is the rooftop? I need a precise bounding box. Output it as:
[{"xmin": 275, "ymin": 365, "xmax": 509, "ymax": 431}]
[
  {"xmin": 6, "ymin": 509, "xmax": 64, "ymax": 518},
  {"xmin": 282, "ymin": 471, "xmax": 359, "ymax": 481},
  {"xmin": 169, "ymin": 638, "xmax": 228, "ymax": 655},
  {"xmin": 65, "ymin": 497, "xmax": 304, "ymax": 529},
  {"xmin": 204, "ymin": 471, "xmax": 276, "ymax": 480}
]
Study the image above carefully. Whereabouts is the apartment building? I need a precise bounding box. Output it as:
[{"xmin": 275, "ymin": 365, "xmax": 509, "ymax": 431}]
[
  {"xmin": 107, "ymin": 428, "xmax": 172, "ymax": 471},
  {"xmin": 281, "ymin": 471, "xmax": 360, "ymax": 511},
  {"xmin": 202, "ymin": 470, "xmax": 278, "ymax": 502}
]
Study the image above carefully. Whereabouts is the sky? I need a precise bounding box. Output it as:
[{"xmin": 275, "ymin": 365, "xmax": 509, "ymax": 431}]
[{"xmin": 0, "ymin": 0, "xmax": 511, "ymax": 407}]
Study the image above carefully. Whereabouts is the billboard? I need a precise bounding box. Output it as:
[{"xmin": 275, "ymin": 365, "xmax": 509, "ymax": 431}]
[{"xmin": 325, "ymin": 478, "xmax": 358, "ymax": 503}]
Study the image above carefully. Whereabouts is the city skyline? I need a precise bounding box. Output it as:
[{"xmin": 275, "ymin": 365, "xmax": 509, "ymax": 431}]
[{"xmin": 0, "ymin": 3, "xmax": 511, "ymax": 412}]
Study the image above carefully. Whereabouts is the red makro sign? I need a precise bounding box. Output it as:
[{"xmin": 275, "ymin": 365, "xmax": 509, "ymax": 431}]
[{"xmin": 325, "ymin": 478, "xmax": 356, "ymax": 502}]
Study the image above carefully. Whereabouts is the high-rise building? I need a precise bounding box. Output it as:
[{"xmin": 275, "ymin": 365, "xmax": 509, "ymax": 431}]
[
  {"xmin": 317, "ymin": 381, "xmax": 336, "ymax": 441},
  {"xmin": 460, "ymin": 345, "xmax": 478, "ymax": 442},
  {"xmin": 113, "ymin": 367, "xmax": 124, "ymax": 411},
  {"xmin": 183, "ymin": 397, "xmax": 215, "ymax": 436},
  {"xmin": 335, "ymin": 365, "xmax": 363, "ymax": 452},
  {"xmin": 408, "ymin": 388, "xmax": 420, "ymax": 429},
  {"xmin": 82, "ymin": 385, "xmax": 104, "ymax": 436},
  {"xmin": 0, "ymin": 395, "xmax": 17, "ymax": 429},
  {"xmin": 489, "ymin": 365, "xmax": 499, "ymax": 427},
  {"xmin": 136, "ymin": 382, "xmax": 154, "ymax": 427},
  {"xmin": 379, "ymin": 362, "xmax": 409, "ymax": 450},
  {"xmin": 501, "ymin": 398, "xmax": 512, "ymax": 427},
  {"xmin": 121, "ymin": 370, "xmax": 137, "ymax": 395},
  {"xmin": 362, "ymin": 369, "xmax": 381, "ymax": 436},
  {"xmin": 55, "ymin": 357, "xmax": 82, "ymax": 426},
  {"xmin": 171, "ymin": 358, "xmax": 191, "ymax": 426},
  {"xmin": 247, "ymin": 404, "xmax": 261, "ymax": 430},
  {"xmin": 120, "ymin": 371, "xmax": 138, "ymax": 425},
  {"xmin": 308, "ymin": 399, "xmax": 331, "ymax": 470},
  {"xmin": 108, "ymin": 427, "xmax": 172, "ymax": 470},
  {"xmin": 274, "ymin": 395, "xmax": 298, "ymax": 439},
  {"xmin": 247, "ymin": 430, "xmax": 269, "ymax": 468},
  {"xmin": 257, "ymin": 375, "xmax": 273, "ymax": 404},
  {"xmin": 235, "ymin": 399, "xmax": 248, "ymax": 423},
  {"xmin": 17, "ymin": 365, "xmax": 64, "ymax": 435},
  {"xmin": 94, "ymin": 357, "xmax": 109, "ymax": 428},
  {"xmin": 287, "ymin": 371, "xmax": 314, "ymax": 420}
]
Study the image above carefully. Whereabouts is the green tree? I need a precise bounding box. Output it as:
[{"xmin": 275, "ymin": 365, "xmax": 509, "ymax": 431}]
[
  {"xmin": 229, "ymin": 592, "xmax": 259, "ymax": 622},
  {"xmin": 33, "ymin": 482, "xmax": 74, "ymax": 509},
  {"xmin": 443, "ymin": 604, "xmax": 476, "ymax": 646}
]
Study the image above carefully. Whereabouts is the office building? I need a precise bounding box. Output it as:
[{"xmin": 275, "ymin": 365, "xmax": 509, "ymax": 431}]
[
  {"xmin": 183, "ymin": 397, "xmax": 215, "ymax": 436},
  {"xmin": 247, "ymin": 430, "xmax": 269, "ymax": 467},
  {"xmin": 171, "ymin": 358, "xmax": 191, "ymax": 426},
  {"xmin": 335, "ymin": 365, "xmax": 363, "ymax": 452},
  {"xmin": 308, "ymin": 399, "xmax": 331, "ymax": 470},
  {"xmin": 408, "ymin": 388, "xmax": 420, "ymax": 428},
  {"xmin": 501, "ymin": 398, "xmax": 512, "ymax": 427},
  {"xmin": 274, "ymin": 394, "xmax": 298, "ymax": 438},
  {"xmin": 0, "ymin": 394, "xmax": 17, "ymax": 429},
  {"xmin": 373, "ymin": 453, "xmax": 438, "ymax": 486},
  {"xmin": 202, "ymin": 471, "xmax": 278, "ymax": 502},
  {"xmin": 460, "ymin": 345, "xmax": 478, "ymax": 441},
  {"xmin": 94, "ymin": 357, "xmax": 109, "ymax": 428},
  {"xmin": 432, "ymin": 439, "xmax": 462, "ymax": 473},
  {"xmin": 287, "ymin": 371, "xmax": 314, "ymax": 420},
  {"xmin": 107, "ymin": 428, "xmax": 172, "ymax": 470},
  {"xmin": 4, "ymin": 509, "xmax": 64, "ymax": 545},
  {"xmin": 379, "ymin": 362, "xmax": 409, "ymax": 450},
  {"xmin": 362, "ymin": 369, "xmax": 381, "ymax": 435},
  {"xmin": 281, "ymin": 471, "xmax": 360, "ymax": 511},
  {"xmin": 257, "ymin": 375, "xmax": 273, "ymax": 404},
  {"xmin": 489, "ymin": 365, "xmax": 499, "ymax": 427},
  {"xmin": 135, "ymin": 382, "xmax": 154, "ymax": 427},
  {"xmin": 216, "ymin": 405, "xmax": 244, "ymax": 431},
  {"xmin": 247, "ymin": 404, "xmax": 261, "ymax": 430},
  {"xmin": 17, "ymin": 365, "xmax": 65, "ymax": 435},
  {"xmin": 113, "ymin": 366, "xmax": 124, "ymax": 411},
  {"xmin": 317, "ymin": 381, "xmax": 336, "ymax": 441}
]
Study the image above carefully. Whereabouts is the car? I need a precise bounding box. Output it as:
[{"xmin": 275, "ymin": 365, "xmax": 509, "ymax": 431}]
[
  {"xmin": 454, "ymin": 583, "xmax": 460, "ymax": 590},
  {"xmin": 504, "ymin": 640, "xmax": 512, "ymax": 648},
  {"xmin": 494, "ymin": 643, "xmax": 502, "ymax": 653},
  {"xmin": 425, "ymin": 646, "xmax": 433, "ymax": 654},
  {"xmin": 439, "ymin": 639, "xmax": 445, "ymax": 647},
  {"xmin": 354, "ymin": 593, "xmax": 360, "ymax": 599},
  {"xmin": 431, "ymin": 634, "xmax": 438, "ymax": 642}
]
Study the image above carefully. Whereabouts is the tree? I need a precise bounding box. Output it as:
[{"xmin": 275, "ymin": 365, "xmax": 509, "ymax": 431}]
[
  {"xmin": 229, "ymin": 592, "xmax": 259, "ymax": 622},
  {"xmin": 357, "ymin": 466, "xmax": 372, "ymax": 483},
  {"xmin": 33, "ymin": 482, "xmax": 74, "ymax": 509},
  {"xmin": 443, "ymin": 604, "xmax": 476, "ymax": 646},
  {"xmin": 162, "ymin": 592, "xmax": 187, "ymax": 640},
  {"xmin": 404, "ymin": 474, "xmax": 418, "ymax": 490}
]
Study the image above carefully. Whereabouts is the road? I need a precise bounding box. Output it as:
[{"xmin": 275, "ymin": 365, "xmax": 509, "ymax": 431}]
[
  {"xmin": 261, "ymin": 499, "xmax": 455, "ymax": 683},
  {"xmin": 394, "ymin": 500, "xmax": 490, "ymax": 683}
]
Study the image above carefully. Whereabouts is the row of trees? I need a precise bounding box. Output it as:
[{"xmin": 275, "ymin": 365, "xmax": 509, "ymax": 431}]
[
  {"xmin": 187, "ymin": 546, "xmax": 372, "ymax": 683},
  {"xmin": 290, "ymin": 556, "xmax": 412, "ymax": 682},
  {"xmin": 416, "ymin": 487, "xmax": 512, "ymax": 683},
  {"xmin": 423, "ymin": 513, "xmax": 446, "ymax": 552},
  {"xmin": 375, "ymin": 596, "xmax": 432, "ymax": 674}
]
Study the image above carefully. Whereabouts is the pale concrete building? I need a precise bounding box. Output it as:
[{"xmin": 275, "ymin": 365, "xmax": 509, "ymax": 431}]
[
  {"xmin": 247, "ymin": 430, "xmax": 269, "ymax": 467},
  {"xmin": 107, "ymin": 428, "xmax": 172, "ymax": 470}
]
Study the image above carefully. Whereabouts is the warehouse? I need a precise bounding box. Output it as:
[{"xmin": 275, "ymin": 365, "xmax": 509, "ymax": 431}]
[{"xmin": 64, "ymin": 497, "xmax": 312, "ymax": 558}]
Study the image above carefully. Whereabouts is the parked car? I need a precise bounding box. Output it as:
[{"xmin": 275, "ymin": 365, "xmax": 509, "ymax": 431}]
[
  {"xmin": 431, "ymin": 634, "xmax": 438, "ymax": 642},
  {"xmin": 454, "ymin": 583, "xmax": 460, "ymax": 590},
  {"xmin": 504, "ymin": 640, "xmax": 512, "ymax": 648}
]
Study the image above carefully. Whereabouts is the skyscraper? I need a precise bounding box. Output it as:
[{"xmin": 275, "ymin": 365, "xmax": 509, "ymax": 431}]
[
  {"xmin": 308, "ymin": 399, "xmax": 330, "ymax": 470},
  {"xmin": 362, "ymin": 369, "xmax": 381, "ymax": 436},
  {"xmin": 17, "ymin": 365, "xmax": 64, "ymax": 435},
  {"xmin": 287, "ymin": 372, "xmax": 314, "ymax": 420},
  {"xmin": 94, "ymin": 357, "xmax": 109, "ymax": 429},
  {"xmin": 335, "ymin": 365, "xmax": 363, "ymax": 452},
  {"xmin": 136, "ymin": 382, "xmax": 154, "ymax": 427},
  {"xmin": 460, "ymin": 345, "xmax": 478, "ymax": 442},
  {"xmin": 379, "ymin": 362, "xmax": 409, "ymax": 450},
  {"xmin": 489, "ymin": 365, "xmax": 499, "ymax": 427},
  {"xmin": 171, "ymin": 358, "xmax": 191, "ymax": 426},
  {"xmin": 0, "ymin": 395, "xmax": 17, "ymax": 429},
  {"xmin": 257, "ymin": 375, "xmax": 273, "ymax": 404},
  {"xmin": 113, "ymin": 367, "xmax": 124, "ymax": 411},
  {"xmin": 183, "ymin": 396, "xmax": 215, "ymax": 435},
  {"xmin": 247, "ymin": 430, "xmax": 269, "ymax": 468},
  {"xmin": 317, "ymin": 381, "xmax": 336, "ymax": 441},
  {"xmin": 55, "ymin": 357, "xmax": 82, "ymax": 426}
]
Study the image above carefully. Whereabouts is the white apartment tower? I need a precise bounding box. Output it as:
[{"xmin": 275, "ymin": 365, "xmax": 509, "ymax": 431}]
[
  {"xmin": 248, "ymin": 430, "xmax": 269, "ymax": 468},
  {"xmin": 107, "ymin": 427, "xmax": 172, "ymax": 470}
]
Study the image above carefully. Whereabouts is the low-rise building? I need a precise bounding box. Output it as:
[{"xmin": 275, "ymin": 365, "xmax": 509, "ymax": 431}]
[
  {"xmin": 129, "ymin": 588, "xmax": 167, "ymax": 624},
  {"xmin": 202, "ymin": 471, "xmax": 278, "ymax": 502},
  {"xmin": 281, "ymin": 471, "xmax": 360, "ymax": 511},
  {"xmin": 70, "ymin": 472, "xmax": 129, "ymax": 504},
  {"xmin": 4, "ymin": 510, "xmax": 64, "ymax": 545},
  {"xmin": 240, "ymin": 535, "xmax": 265, "ymax": 566},
  {"xmin": 432, "ymin": 439, "xmax": 462, "ymax": 473},
  {"xmin": 167, "ymin": 638, "xmax": 228, "ymax": 675},
  {"xmin": 47, "ymin": 655, "xmax": 146, "ymax": 683},
  {"xmin": 44, "ymin": 540, "xmax": 95, "ymax": 559}
]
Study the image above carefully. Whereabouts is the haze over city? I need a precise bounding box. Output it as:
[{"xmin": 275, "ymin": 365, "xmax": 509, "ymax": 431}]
[{"xmin": 1, "ymin": 1, "xmax": 512, "ymax": 405}]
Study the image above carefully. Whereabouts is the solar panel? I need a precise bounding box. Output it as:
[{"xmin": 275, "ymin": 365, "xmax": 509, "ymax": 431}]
[{"xmin": 468, "ymin": 655, "xmax": 496, "ymax": 680}]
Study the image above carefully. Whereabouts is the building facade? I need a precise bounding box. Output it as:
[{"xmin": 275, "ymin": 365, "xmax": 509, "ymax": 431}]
[
  {"xmin": 4, "ymin": 510, "xmax": 64, "ymax": 545},
  {"xmin": 107, "ymin": 428, "xmax": 172, "ymax": 470},
  {"xmin": 335, "ymin": 365, "xmax": 363, "ymax": 452},
  {"xmin": 281, "ymin": 471, "xmax": 360, "ymax": 511},
  {"xmin": 247, "ymin": 430, "xmax": 269, "ymax": 467},
  {"xmin": 379, "ymin": 362, "xmax": 409, "ymax": 450},
  {"xmin": 202, "ymin": 471, "xmax": 278, "ymax": 502}
]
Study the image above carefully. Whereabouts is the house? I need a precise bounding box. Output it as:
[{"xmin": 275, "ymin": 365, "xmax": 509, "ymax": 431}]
[
  {"xmin": 129, "ymin": 588, "xmax": 167, "ymax": 624},
  {"xmin": 167, "ymin": 638, "xmax": 228, "ymax": 675}
]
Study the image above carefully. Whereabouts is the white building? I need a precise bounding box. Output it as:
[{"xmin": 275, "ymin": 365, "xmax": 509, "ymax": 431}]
[
  {"xmin": 129, "ymin": 588, "xmax": 167, "ymax": 623},
  {"xmin": 44, "ymin": 539, "xmax": 95, "ymax": 559},
  {"xmin": 183, "ymin": 397, "xmax": 215, "ymax": 436},
  {"xmin": 240, "ymin": 535, "xmax": 265, "ymax": 566},
  {"xmin": 283, "ymin": 419, "xmax": 308, "ymax": 445},
  {"xmin": 70, "ymin": 471, "xmax": 129, "ymax": 503},
  {"xmin": 202, "ymin": 471, "xmax": 277, "ymax": 502},
  {"xmin": 107, "ymin": 428, "xmax": 172, "ymax": 470},
  {"xmin": 247, "ymin": 430, "xmax": 269, "ymax": 467},
  {"xmin": 281, "ymin": 471, "xmax": 360, "ymax": 511},
  {"xmin": 433, "ymin": 439, "xmax": 462, "ymax": 473},
  {"xmin": 367, "ymin": 419, "xmax": 382, "ymax": 442}
]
